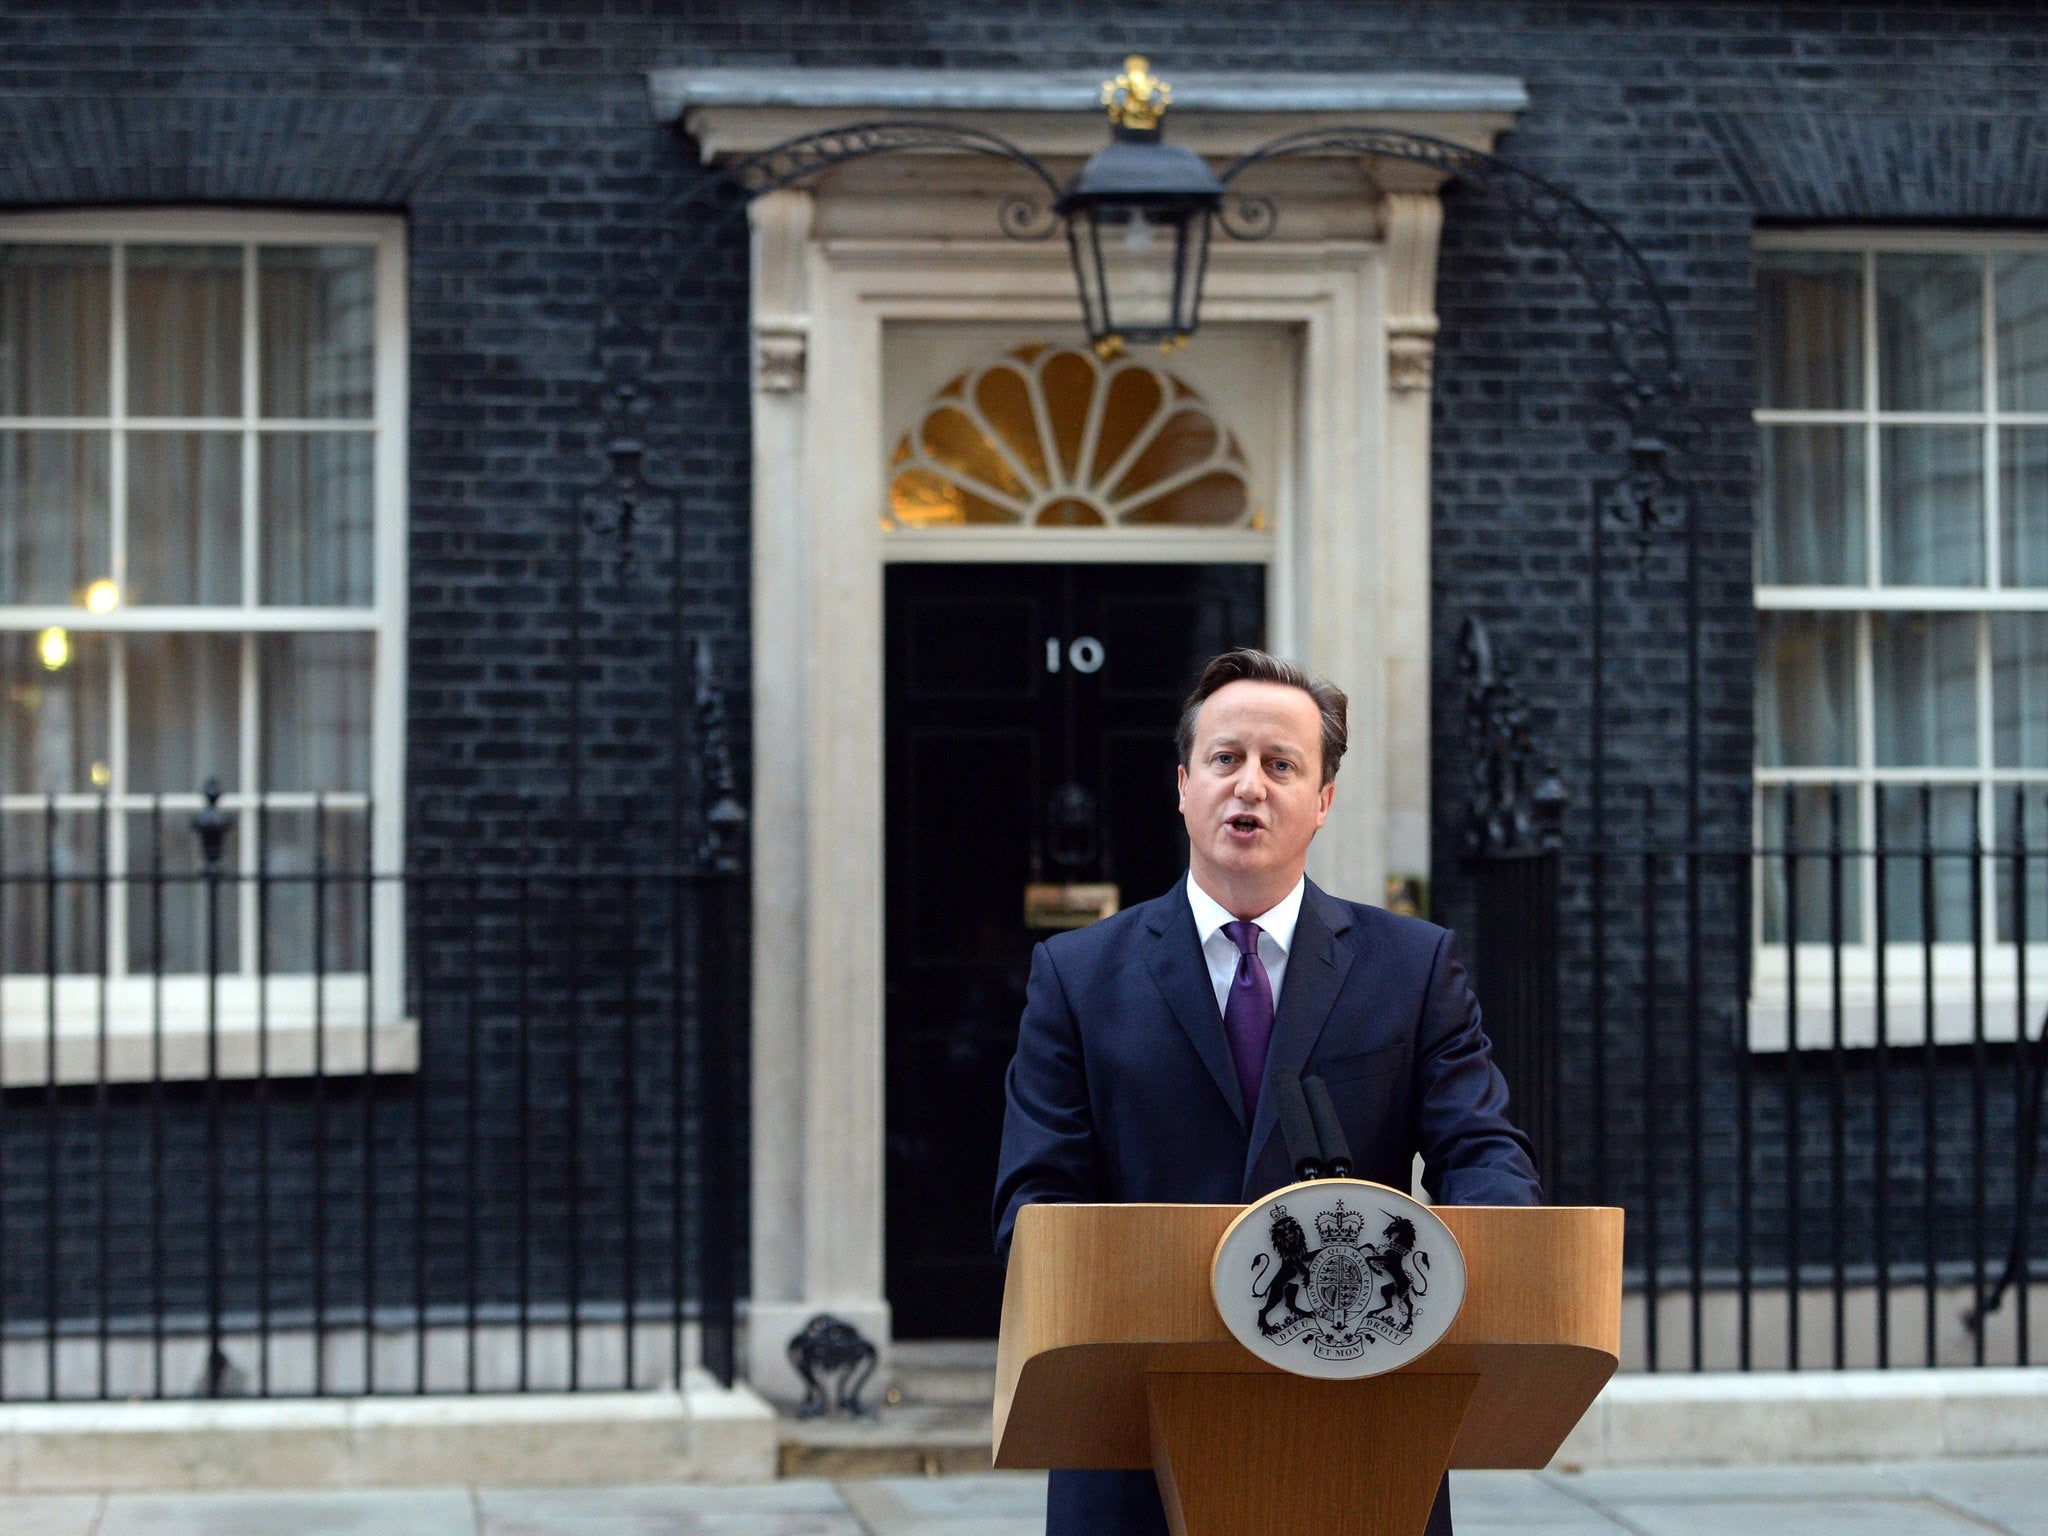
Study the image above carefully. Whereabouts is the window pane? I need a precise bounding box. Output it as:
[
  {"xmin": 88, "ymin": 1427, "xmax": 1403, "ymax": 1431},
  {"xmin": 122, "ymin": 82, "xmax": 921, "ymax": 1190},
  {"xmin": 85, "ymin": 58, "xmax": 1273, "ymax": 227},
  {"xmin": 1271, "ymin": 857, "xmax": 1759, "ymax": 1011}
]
[
  {"xmin": 259, "ymin": 632, "xmax": 371, "ymax": 793},
  {"xmin": 1996, "ymin": 785, "xmax": 2048, "ymax": 943},
  {"xmin": 125, "ymin": 430, "xmax": 241, "ymax": 605},
  {"xmin": 126, "ymin": 245, "xmax": 242, "ymax": 418},
  {"xmin": 1877, "ymin": 783, "xmax": 1979, "ymax": 943},
  {"xmin": 1992, "ymin": 612, "xmax": 2048, "ymax": 768},
  {"xmin": 1996, "ymin": 253, "xmax": 2048, "ymax": 413},
  {"xmin": 1881, "ymin": 425, "xmax": 1983, "ymax": 586},
  {"xmin": 1758, "ymin": 251, "xmax": 1863, "ymax": 410},
  {"xmin": 0, "ymin": 429, "xmax": 109, "ymax": 603},
  {"xmin": 125, "ymin": 633, "xmax": 240, "ymax": 795},
  {"xmin": 1757, "ymin": 611, "xmax": 1858, "ymax": 767},
  {"xmin": 1878, "ymin": 253, "xmax": 1983, "ymax": 413},
  {"xmin": 0, "ymin": 245, "xmax": 109, "ymax": 416},
  {"xmin": 2, "ymin": 629, "xmax": 109, "ymax": 794},
  {"xmin": 2, "ymin": 807, "xmax": 109, "ymax": 974},
  {"xmin": 260, "ymin": 432, "xmax": 372, "ymax": 605},
  {"xmin": 124, "ymin": 806, "xmax": 238, "ymax": 975},
  {"xmin": 257, "ymin": 806, "xmax": 368, "ymax": 972},
  {"xmin": 2000, "ymin": 427, "xmax": 2048, "ymax": 587},
  {"xmin": 1759, "ymin": 784, "xmax": 1863, "ymax": 944},
  {"xmin": 1758, "ymin": 424, "xmax": 1865, "ymax": 584},
  {"xmin": 259, "ymin": 246, "xmax": 374, "ymax": 420},
  {"xmin": 1873, "ymin": 611, "xmax": 1978, "ymax": 768}
]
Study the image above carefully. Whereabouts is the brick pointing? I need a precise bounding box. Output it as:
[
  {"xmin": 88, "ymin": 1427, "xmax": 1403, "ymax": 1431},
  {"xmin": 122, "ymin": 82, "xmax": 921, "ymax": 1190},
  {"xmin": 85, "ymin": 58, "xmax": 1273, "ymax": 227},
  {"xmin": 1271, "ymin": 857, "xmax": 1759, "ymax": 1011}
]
[{"xmin": 0, "ymin": 0, "xmax": 2042, "ymax": 1343}]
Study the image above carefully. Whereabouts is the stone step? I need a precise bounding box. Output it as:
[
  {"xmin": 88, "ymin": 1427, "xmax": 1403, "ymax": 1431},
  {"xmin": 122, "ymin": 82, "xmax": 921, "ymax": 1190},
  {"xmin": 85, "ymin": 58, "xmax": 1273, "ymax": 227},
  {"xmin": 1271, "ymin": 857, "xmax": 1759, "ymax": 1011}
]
[
  {"xmin": 885, "ymin": 1340, "xmax": 997, "ymax": 1408},
  {"xmin": 778, "ymin": 1340, "xmax": 997, "ymax": 1479},
  {"xmin": 0, "ymin": 1377, "xmax": 780, "ymax": 1492},
  {"xmin": 778, "ymin": 1402, "xmax": 993, "ymax": 1479}
]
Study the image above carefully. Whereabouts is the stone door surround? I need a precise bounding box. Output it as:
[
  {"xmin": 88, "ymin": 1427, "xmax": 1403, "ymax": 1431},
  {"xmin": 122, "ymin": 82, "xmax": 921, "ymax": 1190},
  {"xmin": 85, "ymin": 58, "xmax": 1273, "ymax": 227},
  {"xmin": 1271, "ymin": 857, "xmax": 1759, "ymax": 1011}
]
[{"xmin": 649, "ymin": 66, "xmax": 1524, "ymax": 1399}]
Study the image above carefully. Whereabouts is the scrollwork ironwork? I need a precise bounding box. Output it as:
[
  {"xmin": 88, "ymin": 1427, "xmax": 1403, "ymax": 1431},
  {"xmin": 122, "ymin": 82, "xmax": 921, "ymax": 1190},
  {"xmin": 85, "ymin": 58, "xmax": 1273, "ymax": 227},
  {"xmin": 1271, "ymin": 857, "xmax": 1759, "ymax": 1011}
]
[
  {"xmin": 577, "ymin": 99, "xmax": 1699, "ymax": 869},
  {"xmin": 1216, "ymin": 192, "xmax": 1277, "ymax": 241},
  {"xmin": 998, "ymin": 194, "xmax": 1060, "ymax": 241},
  {"xmin": 1459, "ymin": 616, "xmax": 1567, "ymax": 860},
  {"xmin": 726, "ymin": 120, "xmax": 1064, "ymax": 205},
  {"xmin": 1601, "ymin": 419, "xmax": 1687, "ymax": 567},
  {"xmin": 1218, "ymin": 126, "xmax": 1681, "ymax": 409},
  {"xmin": 582, "ymin": 381, "xmax": 659, "ymax": 584}
]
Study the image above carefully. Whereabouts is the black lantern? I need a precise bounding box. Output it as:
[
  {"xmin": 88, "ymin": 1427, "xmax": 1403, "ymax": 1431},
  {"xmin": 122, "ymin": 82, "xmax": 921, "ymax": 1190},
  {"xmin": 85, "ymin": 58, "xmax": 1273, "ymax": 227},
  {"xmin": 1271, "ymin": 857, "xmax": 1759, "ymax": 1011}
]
[{"xmin": 1058, "ymin": 58, "xmax": 1225, "ymax": 357}]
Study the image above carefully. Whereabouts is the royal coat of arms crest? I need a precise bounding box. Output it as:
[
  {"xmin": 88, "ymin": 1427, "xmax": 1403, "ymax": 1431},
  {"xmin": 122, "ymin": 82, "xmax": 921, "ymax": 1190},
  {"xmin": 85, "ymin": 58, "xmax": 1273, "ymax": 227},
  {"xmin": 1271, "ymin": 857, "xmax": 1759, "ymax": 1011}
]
[
  {"xmin": 1211, "ymin": 1179, "xmax": 1466, "ymax": 1380},
  {"xmin": 1252, "ymin": 1200, "xmax": 1430, "ymax": 1359}
]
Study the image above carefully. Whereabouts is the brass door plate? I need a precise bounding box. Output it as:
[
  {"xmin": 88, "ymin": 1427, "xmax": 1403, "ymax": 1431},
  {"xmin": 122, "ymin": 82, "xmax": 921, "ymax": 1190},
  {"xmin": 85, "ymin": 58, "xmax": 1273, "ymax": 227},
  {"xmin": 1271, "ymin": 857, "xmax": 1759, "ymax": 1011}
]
[{"xmin": 1024, "ymin": 882, "xmax": 1120, "ymax": 931}]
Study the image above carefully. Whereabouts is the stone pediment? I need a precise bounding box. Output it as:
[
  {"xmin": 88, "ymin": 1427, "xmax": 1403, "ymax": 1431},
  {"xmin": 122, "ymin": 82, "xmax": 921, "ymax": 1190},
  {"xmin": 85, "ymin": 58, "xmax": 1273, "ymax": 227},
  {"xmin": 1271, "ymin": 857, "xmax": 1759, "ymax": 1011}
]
[{"xmin": 647, "ymin": 67, "xmax": 1524, "ymax": 214}]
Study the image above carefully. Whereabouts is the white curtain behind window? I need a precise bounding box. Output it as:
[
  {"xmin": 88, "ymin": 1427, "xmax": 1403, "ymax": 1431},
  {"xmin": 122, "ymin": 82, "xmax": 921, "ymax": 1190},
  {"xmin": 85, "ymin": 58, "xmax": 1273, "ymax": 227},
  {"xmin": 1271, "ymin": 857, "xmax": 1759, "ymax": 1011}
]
[
  {"xmin": 125, "ymin": 245, "xmax": 241, "ymax": 418},
  {"xmin": 1757, "ymin": 611, "xmax": 1858, "ymax": 767}
]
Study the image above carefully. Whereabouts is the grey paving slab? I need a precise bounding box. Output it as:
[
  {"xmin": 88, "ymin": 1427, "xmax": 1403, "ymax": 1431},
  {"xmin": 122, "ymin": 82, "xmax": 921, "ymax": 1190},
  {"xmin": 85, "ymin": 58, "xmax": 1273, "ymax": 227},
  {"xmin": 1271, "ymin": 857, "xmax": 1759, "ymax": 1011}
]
[
  {"xmin": 0, "ymin": 1494, "xmax": 105, "ymax": 1536},
  {"xmin": 477, "ymin": 1482, "xmax": 860, "ymax": 1536},
  {"xmin": 1555, "ymin": 1464, "xmax": 1908, "ymax": 1503},
  {"xmin": 1595, "ymin": 1496, "xmax": 2001, "ymax": 1536},
  {"xmin": 97, "ymin": 1488, "xmax": 475, "ymax": 1536},
  {"xmin": 836, "ymin": 1474, "xmax": 1045, "ymax": 1536},
  {"xmin": 1880, "ymin": 1458, "xmax": 2048, "ymax": 1536},
  {"xmin": 1447, "ymin": 1471, "xmax": 1630, "ymax": 1530}
]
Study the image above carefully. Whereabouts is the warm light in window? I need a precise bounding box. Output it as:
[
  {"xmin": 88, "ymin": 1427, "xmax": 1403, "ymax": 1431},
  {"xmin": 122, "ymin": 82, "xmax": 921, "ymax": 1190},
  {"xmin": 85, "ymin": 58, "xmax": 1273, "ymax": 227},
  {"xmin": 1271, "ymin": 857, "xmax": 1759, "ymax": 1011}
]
[
  {"xmin": 37, "ymin": 626, "xmax": 70, "ymax": 671},
  {"xmin": 90, "ymin": 762, "xmax": 111, "ymax": 788},
  {"xmin": 886, "ymin": 343, "xmax": 1252, "ymax": 529},
  {"xmin": 84, "ymin": 579, "xmax": 121, "ymax": 614}
]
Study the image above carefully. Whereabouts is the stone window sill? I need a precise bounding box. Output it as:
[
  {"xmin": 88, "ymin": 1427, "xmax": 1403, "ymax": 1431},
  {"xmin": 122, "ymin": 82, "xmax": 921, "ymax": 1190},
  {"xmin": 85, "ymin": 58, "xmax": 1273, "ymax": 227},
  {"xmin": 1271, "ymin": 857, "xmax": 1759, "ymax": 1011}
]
[{"xmin": 0, "ymin": 976, "xmax": 417, "ymax": 1085}]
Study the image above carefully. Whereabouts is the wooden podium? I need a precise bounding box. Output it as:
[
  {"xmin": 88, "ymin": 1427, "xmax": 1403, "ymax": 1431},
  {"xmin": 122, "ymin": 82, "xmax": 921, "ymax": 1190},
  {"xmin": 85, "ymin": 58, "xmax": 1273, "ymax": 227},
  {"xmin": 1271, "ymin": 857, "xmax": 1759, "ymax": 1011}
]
[{"xmin": 994, "ymin": 1201, "xmax": 1622, "ymax": 1536}]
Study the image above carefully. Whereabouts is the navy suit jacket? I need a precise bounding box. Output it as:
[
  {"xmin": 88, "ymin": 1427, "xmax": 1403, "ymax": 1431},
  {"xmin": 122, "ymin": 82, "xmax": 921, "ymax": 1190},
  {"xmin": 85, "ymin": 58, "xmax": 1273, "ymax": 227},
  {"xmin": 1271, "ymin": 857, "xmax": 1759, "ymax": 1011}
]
[{"xmin": 992, "ymin": 877, "xmax": 1540, "ymax": 1536}]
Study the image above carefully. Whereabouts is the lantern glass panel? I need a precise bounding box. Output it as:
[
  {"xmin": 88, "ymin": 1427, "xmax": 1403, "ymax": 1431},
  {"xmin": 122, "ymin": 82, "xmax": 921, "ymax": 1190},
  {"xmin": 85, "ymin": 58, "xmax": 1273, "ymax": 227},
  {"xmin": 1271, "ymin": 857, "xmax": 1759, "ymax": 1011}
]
[{"xmin": 1071, "ymin": 205, "xmax": 1208, "ymax": 345}]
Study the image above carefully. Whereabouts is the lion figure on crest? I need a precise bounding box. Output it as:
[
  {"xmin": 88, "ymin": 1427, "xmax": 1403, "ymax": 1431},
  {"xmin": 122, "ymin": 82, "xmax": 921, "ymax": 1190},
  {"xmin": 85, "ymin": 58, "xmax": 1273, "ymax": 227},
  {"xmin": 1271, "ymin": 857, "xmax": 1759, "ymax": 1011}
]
[
  {"xmin": 1250, "ymin": 1206, "xmax": 1313, "ymax": 1337},
  {"xmin": 1362, "ymin": 1213, "xmax": 1429, "ymax": 1331}
]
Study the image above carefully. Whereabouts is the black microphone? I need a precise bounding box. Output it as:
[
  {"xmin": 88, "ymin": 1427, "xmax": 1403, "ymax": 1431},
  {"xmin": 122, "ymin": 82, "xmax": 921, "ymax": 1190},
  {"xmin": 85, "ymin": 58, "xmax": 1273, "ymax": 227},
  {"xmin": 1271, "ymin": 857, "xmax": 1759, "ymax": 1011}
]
[
  {"xmin": 1301, "ymin": 1076, "xmax": 1355, "ymax": 1178},
  {"xmin": 1268, "ymin": 1064, "xmax": 1325, "ymax": 1182}
]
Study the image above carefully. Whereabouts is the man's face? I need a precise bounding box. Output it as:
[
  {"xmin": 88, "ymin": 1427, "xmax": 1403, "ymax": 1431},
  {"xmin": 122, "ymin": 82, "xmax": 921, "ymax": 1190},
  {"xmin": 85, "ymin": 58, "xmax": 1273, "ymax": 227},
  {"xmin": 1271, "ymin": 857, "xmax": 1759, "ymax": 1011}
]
[{"xmin": 1177, "ymin": 679, "xmax": 1334, "ymax": 904}]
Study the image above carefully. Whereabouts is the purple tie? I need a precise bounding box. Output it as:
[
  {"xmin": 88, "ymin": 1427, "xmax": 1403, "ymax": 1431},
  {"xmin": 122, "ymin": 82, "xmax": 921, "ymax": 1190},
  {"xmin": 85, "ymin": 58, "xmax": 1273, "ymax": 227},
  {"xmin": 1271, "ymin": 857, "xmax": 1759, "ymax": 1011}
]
[{"xmin": 1221, "ymin": 919, "xmax": 1275, "ymax": 1117}]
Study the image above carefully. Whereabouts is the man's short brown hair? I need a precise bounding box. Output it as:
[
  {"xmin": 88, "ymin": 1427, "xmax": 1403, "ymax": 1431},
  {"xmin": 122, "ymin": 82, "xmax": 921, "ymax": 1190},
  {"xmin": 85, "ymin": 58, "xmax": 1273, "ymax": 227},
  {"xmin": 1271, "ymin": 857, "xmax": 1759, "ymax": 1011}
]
[{"xmin": 1175, "ymin": 649, "xmax": 1348, "ymax": 785}]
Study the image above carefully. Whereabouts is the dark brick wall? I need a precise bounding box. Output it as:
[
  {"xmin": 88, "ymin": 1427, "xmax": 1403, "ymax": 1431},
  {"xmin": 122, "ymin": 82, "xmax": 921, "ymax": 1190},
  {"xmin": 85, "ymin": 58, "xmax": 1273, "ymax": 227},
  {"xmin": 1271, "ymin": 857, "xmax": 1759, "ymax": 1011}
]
[{"xmin": 2, "ymin": 1, "xmax": 2046, "ymax": 1347}]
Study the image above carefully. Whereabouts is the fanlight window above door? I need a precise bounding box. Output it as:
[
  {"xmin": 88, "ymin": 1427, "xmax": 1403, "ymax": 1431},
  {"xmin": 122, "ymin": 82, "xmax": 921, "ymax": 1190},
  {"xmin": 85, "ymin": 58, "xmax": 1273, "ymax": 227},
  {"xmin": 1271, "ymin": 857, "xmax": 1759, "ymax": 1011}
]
[{"xmin": 887, "ymin": 343, "xmax": 1256, "ymax": 529}]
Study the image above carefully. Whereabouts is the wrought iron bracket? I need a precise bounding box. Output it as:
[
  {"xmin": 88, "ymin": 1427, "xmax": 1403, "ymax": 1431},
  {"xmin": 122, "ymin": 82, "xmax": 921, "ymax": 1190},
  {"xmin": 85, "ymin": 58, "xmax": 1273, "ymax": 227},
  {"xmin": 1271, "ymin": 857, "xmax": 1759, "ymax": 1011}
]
[
  {"xmin": 578, "ymin": 104, "xmax": 1697, "ymax": 871},
  {"xmin": 1216, "ymin": 127, "xmax": 1681, "ymax": 407},
  {"xmin": 600, "ymin": 112, "xmax": 1695, "ymax": 604},
  {"xmin": 599, "ymin": 111, "xmax": 1692, "ymax": 560},
  {"xmin": 727, "ymin": 119, "xmax": 1063, "ymax": 237}
]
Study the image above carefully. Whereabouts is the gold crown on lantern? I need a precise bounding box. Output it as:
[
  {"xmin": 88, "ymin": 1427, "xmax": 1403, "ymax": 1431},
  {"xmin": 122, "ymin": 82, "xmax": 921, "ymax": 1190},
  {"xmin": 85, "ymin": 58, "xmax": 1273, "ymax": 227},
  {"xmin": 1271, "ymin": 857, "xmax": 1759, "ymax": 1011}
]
[{"xmin": 1102, "ymin": 55, "xmax": 1171, "ymax": 131}]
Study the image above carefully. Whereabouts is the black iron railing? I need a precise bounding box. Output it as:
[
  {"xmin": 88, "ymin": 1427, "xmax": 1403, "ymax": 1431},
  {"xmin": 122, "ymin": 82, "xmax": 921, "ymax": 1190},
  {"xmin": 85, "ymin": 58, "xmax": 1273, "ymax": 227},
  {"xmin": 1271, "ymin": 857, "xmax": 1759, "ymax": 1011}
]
[
  {"xmin": 1478, "ymin": 780, "xmax": 2048, "ymax": 1371},
  {"xmin": 12, "ymin": 776, "xmax": 2048, "ymax": 1386},
  {"xmin": 0, "ymin": 792, "xmax": 743, "ymax": 1400}
]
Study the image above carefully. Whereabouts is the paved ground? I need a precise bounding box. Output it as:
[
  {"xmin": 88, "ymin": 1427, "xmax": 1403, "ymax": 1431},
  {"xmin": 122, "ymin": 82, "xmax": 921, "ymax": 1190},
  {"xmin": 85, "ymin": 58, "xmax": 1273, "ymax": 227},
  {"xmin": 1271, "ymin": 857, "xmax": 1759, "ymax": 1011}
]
[{"xmin": 5, "ymin": 1460, "xmax": 2047, "ymax": 1535}]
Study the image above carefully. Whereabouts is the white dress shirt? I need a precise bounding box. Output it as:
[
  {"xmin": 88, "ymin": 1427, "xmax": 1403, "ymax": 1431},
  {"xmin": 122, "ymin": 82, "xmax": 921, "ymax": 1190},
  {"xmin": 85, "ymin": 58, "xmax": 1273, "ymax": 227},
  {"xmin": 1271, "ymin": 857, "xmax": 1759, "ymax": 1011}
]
[{"xmin": 1185, "ymin": 871, "xmax": 1306, "ymax": 1018}]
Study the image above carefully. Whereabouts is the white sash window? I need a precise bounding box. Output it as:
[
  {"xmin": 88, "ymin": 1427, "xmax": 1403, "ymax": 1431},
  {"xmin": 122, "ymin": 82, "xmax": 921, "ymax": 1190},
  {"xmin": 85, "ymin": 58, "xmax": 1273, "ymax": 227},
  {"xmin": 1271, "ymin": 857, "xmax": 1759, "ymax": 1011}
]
[
  {"xmin": 1753, "ymin": 230, "xmax": 2048, "ymax": 1049},
  {"xmin": 0, "ymin": 210, "xmax": 408, "ymax": 1084}
]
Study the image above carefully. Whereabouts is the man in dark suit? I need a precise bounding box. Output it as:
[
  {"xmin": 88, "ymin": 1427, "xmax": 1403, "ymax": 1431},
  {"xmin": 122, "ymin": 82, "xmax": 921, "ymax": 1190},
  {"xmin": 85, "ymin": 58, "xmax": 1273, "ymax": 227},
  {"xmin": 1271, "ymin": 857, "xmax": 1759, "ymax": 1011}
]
[{"xmin": 993, "ymin": 648, "xmax": 1540, "ymax": 1536}]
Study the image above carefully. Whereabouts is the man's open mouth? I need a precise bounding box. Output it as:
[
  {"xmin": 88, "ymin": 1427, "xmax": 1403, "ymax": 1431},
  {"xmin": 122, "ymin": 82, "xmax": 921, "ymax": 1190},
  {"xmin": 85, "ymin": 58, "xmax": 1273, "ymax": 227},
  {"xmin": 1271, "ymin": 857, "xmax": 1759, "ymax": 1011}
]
[{"xmin": 1227, "ymin": 814, "xmax": 1263, "ymax": 832}]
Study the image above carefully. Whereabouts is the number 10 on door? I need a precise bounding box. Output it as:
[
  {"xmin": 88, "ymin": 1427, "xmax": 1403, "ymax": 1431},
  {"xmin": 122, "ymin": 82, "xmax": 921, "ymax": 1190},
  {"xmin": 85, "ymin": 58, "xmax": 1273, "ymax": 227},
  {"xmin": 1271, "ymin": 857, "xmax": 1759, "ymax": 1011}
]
[{"xmin": 1046, "ymin": 637, "xmax": 1105, "ymax": 674}]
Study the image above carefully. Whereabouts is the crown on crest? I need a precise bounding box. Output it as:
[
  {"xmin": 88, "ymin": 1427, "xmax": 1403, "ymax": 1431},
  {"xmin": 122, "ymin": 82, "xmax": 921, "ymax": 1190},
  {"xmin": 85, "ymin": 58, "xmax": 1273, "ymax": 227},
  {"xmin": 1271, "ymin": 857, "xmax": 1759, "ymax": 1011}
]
[{"xmin": 1315, "ymin": 1200, "xmax": 1365, "ymax": 1246}]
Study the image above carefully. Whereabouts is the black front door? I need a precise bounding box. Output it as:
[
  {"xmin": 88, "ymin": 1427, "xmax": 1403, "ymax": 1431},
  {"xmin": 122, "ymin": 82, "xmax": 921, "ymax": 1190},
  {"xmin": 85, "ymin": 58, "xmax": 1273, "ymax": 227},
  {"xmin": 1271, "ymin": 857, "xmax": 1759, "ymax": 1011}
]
[{"xmin": 883, "ymin": 562, "xmax": 1265, "ymax": 1337}]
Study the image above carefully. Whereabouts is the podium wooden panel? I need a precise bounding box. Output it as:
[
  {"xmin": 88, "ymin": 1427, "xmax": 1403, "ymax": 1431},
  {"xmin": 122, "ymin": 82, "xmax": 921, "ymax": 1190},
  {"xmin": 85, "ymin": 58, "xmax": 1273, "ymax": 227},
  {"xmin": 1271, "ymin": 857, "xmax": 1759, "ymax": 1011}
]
[{"xmin": 994, "ymin": 1202, "xmax": 1622, "ymax": 1536}]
